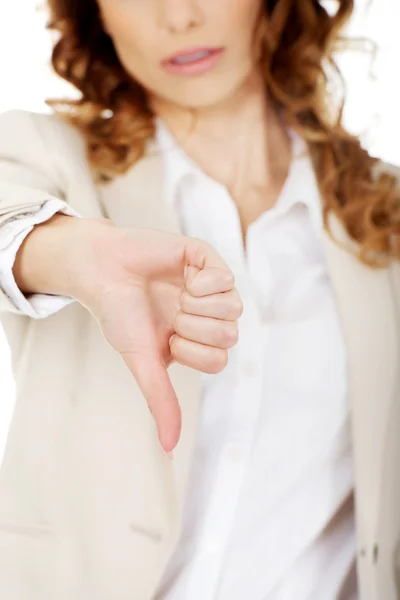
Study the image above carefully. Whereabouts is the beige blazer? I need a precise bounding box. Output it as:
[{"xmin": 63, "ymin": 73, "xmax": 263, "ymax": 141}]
[{"xmin": 0, "ymin": 110, "xmax": 399, "ymax": 600}]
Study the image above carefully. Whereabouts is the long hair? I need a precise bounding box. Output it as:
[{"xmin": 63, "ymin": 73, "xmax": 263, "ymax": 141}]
[{"xmin": 46, "ymin": 0, "xmax": 400, "ymax": 265}]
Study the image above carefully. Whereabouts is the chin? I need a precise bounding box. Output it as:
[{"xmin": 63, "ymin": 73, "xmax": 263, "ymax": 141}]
[{"xmin": 159, "ymin": 68, "xmax": 251, "ymax": 111}]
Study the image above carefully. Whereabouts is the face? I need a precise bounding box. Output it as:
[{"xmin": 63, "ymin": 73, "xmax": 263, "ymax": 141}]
[{"xmin": 97, "ymin": 0, "xmax": 263, "ymax": 110}]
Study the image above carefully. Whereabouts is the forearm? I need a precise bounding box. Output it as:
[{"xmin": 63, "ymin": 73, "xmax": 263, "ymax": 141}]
[{"xmin": 13, "ymin": 214, "xmax": 114, "ymax": 300}]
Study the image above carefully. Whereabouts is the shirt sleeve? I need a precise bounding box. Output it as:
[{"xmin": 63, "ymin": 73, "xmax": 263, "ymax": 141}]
[{"xmin": 0, "ymin": 199, "xmax": 81, "ymax": 319}]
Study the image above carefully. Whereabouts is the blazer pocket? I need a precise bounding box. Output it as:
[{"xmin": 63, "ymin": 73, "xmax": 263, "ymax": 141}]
[{"xmin": 0, "ymin": 520, "xmax": 58, "ymax": 600}]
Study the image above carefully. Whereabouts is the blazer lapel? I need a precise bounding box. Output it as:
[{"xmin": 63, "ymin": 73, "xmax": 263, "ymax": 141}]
[{"xmin": 322, "ymin": 214, "xmax": 398, "ymax": 545}]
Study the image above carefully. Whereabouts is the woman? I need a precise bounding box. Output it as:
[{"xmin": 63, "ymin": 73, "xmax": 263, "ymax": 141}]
[{"xmin": 0, "ymin": 0, "xmax": 399, "ymax": 599}]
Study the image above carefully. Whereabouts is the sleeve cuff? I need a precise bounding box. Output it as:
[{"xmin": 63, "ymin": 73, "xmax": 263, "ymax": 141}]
[{"xmin": 0, "ymin": 199, "xmax": 80, "ymax": 319}]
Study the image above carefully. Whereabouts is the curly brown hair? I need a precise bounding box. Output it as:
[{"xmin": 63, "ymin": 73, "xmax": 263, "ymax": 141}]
[{"xmin": 46, "ymin": 0, "xmax": 400, "ymax": 265}]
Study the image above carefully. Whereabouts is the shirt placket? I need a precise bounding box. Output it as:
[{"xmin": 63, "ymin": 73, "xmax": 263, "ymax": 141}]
[{"xmin": 181, "ymin": 215, "xmax": 269, "ymax": 599}]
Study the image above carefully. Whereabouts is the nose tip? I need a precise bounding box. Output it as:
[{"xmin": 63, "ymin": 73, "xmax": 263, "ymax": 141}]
[{"xmin": 162, "ymin": 0, "xmax": 204, "ymax": 34}]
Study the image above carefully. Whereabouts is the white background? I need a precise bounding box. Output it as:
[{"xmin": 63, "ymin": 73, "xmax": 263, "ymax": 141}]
[{"xmin": 0, "ymin": 0, "xmax": 399, "ymax": 459}]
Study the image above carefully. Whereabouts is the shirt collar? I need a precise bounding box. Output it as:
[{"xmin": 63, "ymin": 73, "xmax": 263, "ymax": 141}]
[
  {"xmin": 155, "ymin": 117, "xmax": 199, "ymax": 209},
  {"xmin": 275, "ymin": 130, "xmax": 324, "ymax": 235},
  {"xmin": 155, "ymin": 118, "xmax": 324, "ymax": 235}
]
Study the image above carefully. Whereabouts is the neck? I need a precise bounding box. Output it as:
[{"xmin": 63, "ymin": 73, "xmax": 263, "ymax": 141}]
[
  {"xmin": 152, "ymin": 70, "xmax": 267, "ymax": 146},
  {"xmin": 151, "ymin": 69, "xmax": 291, "ymax": 195}
]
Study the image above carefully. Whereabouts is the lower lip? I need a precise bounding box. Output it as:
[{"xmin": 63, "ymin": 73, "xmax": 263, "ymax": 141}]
[{"xmin": 162, "ymin": 49, "xmax": 225, "ymax": 76}]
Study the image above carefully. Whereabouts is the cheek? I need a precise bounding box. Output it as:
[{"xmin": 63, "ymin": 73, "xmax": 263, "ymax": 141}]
[
  {"xmin": 228, "ymin": 0, "xmax": 263, "ymax": 35},
  {"xmin": 100, "ymin": 6, "xmax": 157, "ymax": 67},
  {"xmin": 106, "ymin": 22, "xmax": 159, "ymax": 83},
  {"xmin": 209, "ymin": 0, "xmax": 262, "ymax": 51}
]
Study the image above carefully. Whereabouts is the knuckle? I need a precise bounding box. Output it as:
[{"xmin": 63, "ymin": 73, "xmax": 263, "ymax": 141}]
[
  {"xmin": 235, "ymin": 297, "xmax": 244, "ymax": 317},
  {"xmin": 207, "ymin": 349, "xmax": 228, "ymax": 374},
  {"xmin": 228, "ymin": 298, "xmax": 243, "ymax": 319},
  {"xmin": 216, "ymin": 349, "xmax": 229, "ymax": 372},
  {"xmin": 221, "ymin": 324, "xmax": 238, "ymax": 348},
  {"xmin": 225, "ymin": 270, "xmax": 235, "ymax": 288},
  {"xmin": 198, "ymin": 239, "xmax": 212, "ymax": 253},
  {"xmin": 231, "ymin": 324, "xmax": 239, "ymax": 345}
]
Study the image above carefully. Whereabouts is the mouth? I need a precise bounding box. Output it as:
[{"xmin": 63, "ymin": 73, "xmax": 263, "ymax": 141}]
[{"xmin": 161, "ymin": 47, "xmax": 225, "ymax": 76}]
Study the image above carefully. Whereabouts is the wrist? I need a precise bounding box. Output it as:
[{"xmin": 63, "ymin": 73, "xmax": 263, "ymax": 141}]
[{"xmin": 13, "ymin": 214, "xmax": 115, "ymax": 300}]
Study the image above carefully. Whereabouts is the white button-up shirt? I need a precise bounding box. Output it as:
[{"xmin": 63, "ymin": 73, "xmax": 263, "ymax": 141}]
[{"xmin": 0, "ymin": 122, "xmax": 357, "ymax": 600}]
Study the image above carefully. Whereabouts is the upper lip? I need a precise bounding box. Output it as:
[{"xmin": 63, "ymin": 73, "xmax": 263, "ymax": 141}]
[{"xmin": 162, "ymin": 47, "xmax": 224, "ymax": 64}]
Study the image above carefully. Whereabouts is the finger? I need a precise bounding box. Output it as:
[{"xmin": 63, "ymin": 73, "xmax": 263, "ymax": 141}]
[
  {"xmin": 185, "ymin": 238, "xmax": 230, "ymax": 271},
  {"xmin": 122, "ymin": 352, "xmax": 181, "ymax": 453},
  {"xmin": 175, "ymin": 312, "xmax": 238, "ymax": 349},
  {"xmin": 181, "ymin": 289, "xmax": 243, "ymax": 321},
  {"xmin": 170, "ymin": 335, "xmax": 229, "ymax": 374},
  {"xmin": 186, "ymin": 266, "xmax": 235, "ymax": 298},
  {"xmin": 184, "ymin": 239, "xmax": 235, "ymax": 296}
]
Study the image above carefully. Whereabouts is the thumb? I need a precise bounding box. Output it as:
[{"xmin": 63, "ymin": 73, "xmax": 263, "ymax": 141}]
[
  {"xmin": 185, "ymin": 265, "xmax": 201, "ymax": 289},
  {"xmin": 122, "ymin": 352, "xmax": 182, "ymax": 454}
]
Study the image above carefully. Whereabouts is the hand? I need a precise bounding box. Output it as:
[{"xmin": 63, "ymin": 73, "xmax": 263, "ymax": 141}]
[
  {"xmin": 16, "ymin": 218, "xmax": 242, "ymax": 452},
  {"xmin": 82, "ymin": 226, "xmax": 242, "ymax": 452}
]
